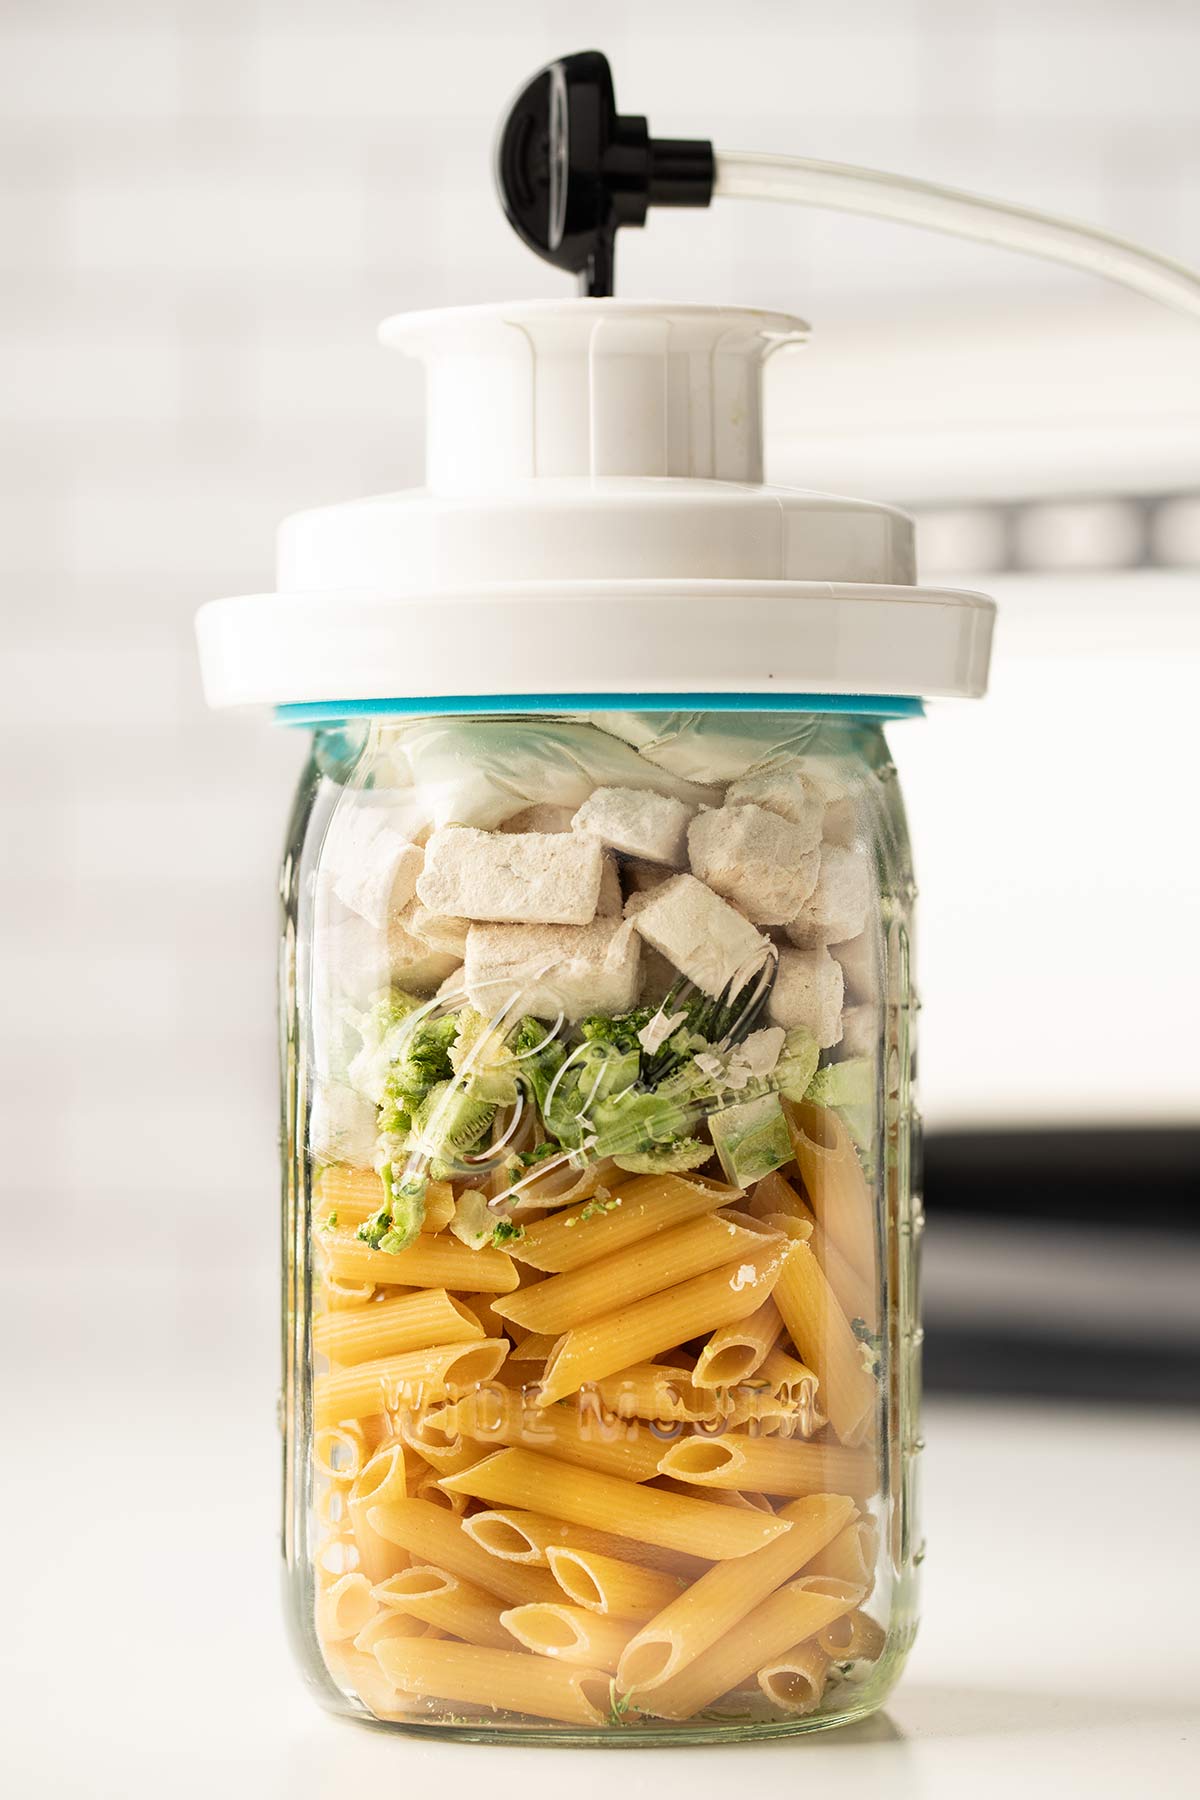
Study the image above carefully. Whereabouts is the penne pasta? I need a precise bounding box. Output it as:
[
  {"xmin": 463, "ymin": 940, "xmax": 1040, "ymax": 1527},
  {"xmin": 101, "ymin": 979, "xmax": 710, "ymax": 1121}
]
[
  {"xmin": 815, "ymin": 1228, "xmax": 878, "ymax": 1335},
  {"xmin": 536, "ymin": 1240, "xmax": 787, "ymax": 1406},
  {"xmin": 494, "ymin": 1213, "xmax": 771, "ymax": 1337},
  {"xmin": 785, "ymin": 1101, "xmax": 876, "ymax": 1284},
  {"xmin": 545, "ymin": 1547, "xmax": 685, "ymax": 1621},
  {"xmin": 316, "ymin": 1170, "xmax": 456, "ymax": 1234},
  {"xmin": 313, "ymin": 1421, "xmax": 371, "ymax": 1483},
  {"xmin": 365, "ymin": 1497, "xmax": 562, "ymax": 1607},
  {"xmin": 430, "ymin": 1386, "xmax": 664, "ymax": 1481},
  {"xmin": 630, "ymin": 1576, "xmax": 863, "ymax": 1719},
  {"xmin": 415, "ymin": 1469, "xmax": 468, "ymax": 1515},
  {"xmin": 313, "ymin": 1288, "xmax": 484, "ymax": 1366},
  {"xmin": 461, "ymin": 1509, "xmax": 708, "ymax": 1578},
  {"xmin": 320, "ymin": 1230, "xmax": 519, "ymax": 1293},
  {"xmin": 507, "ymin": 1172, "xmax": 738, "ymax": 1274},
  {"xmin": 806, "ymin": 1515, "xmax": 879, "ymax": 1591},
  {"xmin": 313, "ymin": 1339, "xmax": 509, "ymax": 1428},
  {"xmin": 316, "ymin": 1571, "xmax": 377, "ymax": 1644},
  {"xmin": 501, "ymin": 1602, "xmax": 638, "ymax": 1673},
  {"xmin": 756, "ymin": 1640, "xmax": 831, "ymax": 1715},
  {"xmin": 691, "ymin": 1297, "xmax": 782, "ymax": 1388},
  {"xmin": 817, "ymin": 1607, "xmax": 887, "ymax": 1663},
  {"xmin": 352, "ymin": 1609, "xmax": 428, "ymax": 1654},
  {"xmin": 348, "ymin": 1442, "xmax": 412, "ymax": 1583},
  {"xmin": 375, "ymin": 1639, "xmax": 613, "ymax": 1728},
  {"xmin": 322, "ymin": 1642, "xmax": 427, "ymax": 1722},
  {"xmin": 374, "ymin": 1564, "xmax": 515, "ymax": 1649},
  {"xmin": 656, "ymin": 1434, "xmax": 876, "ymax": 1500},
  {"xmin": 615, "ymin": 1493, "xmax": 856, "ymax": 1692},
  {"xmin": 747, "ymin": 1171, "xmax": 814, "ymax": 1228},
  {"xmin": 439, "ymin": 1448, "xmax": 793, "ymax": 1560},
  {"xmin": 322, "ymin": 1276, "xmax": 379, "ymax": 1311},
  {"xmin": 769, "ymin": 1238, "xmax": 877, "ymax": 1445},
  {"xmin": 509, "ymin": 1331, "xmax": 560, "ymax": 1363}
]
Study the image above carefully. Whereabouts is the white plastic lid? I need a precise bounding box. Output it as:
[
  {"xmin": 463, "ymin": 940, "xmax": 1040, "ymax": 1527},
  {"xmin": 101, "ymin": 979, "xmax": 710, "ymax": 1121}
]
[{"xmin": 195, "ymin": 300, "xmax": 994, "ymax": 710}]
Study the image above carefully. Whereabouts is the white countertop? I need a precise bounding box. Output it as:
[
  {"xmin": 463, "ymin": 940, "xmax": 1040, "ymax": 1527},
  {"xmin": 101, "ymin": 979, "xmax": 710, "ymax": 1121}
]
[{"xmin": 2, "ymin": 1267, "xmax": 1197, "ymax": 1797}]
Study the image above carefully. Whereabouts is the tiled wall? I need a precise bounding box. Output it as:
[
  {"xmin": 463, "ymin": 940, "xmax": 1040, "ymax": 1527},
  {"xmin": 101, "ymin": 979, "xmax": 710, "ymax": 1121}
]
[{"xmin": 4, "ymin": 0, "xmax": 1199, "ymax": 1269}]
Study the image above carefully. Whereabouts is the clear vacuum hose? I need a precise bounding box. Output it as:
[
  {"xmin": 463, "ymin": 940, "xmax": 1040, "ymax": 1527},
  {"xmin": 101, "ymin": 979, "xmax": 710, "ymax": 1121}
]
[{"xmin": 714, "ymin": 150, "xmax": 1200, "ymax": 321}]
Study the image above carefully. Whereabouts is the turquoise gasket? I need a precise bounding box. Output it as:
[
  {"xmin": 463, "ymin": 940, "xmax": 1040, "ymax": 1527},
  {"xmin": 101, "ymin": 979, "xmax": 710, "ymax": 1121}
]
[{"xmin": 276, "ymin": 693, "xmax": 924, "ymax": 725}]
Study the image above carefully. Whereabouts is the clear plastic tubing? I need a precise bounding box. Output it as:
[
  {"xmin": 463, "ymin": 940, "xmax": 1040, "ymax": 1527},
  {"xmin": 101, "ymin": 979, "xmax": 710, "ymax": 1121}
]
[{"xmin": 713, "ymin": 150, "xmax": 1200, "ymax": 321}]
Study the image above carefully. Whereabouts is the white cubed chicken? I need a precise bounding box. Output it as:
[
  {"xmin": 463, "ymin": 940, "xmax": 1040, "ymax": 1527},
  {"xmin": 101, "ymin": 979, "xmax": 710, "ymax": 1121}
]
[
  {"xmin": 402, "ymin": 901, "xmax": 471, "ymax": 958},
  {"xmin": 416, "ymin": 827, "xmax": 604, "ymax": 925},
  {"xmin": 687, "ymin": 804, "xmax": 821, "ymax": 926},
  {"xmin": 325, "ymin": 806, "xmax": 425, "ymax": 930},
  {"xmin": 765, "ymin": 946, "xmax": 845, "ymax": 1047},
  {"xmin": 571, "ymin": 785, "xmax": 695, "ymax": 866},
  {"xmin": 464, "ymin": 919, "xmax": 641, "ymax": 1021},
  {"xmin": 831, "ymin": 929, "xmax": 877, "ymax": 1002},
  {"xmin": 724, "ymin": 768, "xmax": 824, "ymax": 850},
  {"xmin": 627, "ymin": 872, "xmax": 770, "ymax": 999},
  {"xmin": 318, "ymin": 908, "xmax": 460, "ymax": 1003},
  {"xmin": 309, "ymin": 1082, "xmax": 378, "ymax": 1168},
  {"xmin": 838, "ymin": 1002, "xmax": 878, "ymax": 1061},
  {"xmin": 785, "ymin": 845, "xmax": 871, "ymax": 948}
]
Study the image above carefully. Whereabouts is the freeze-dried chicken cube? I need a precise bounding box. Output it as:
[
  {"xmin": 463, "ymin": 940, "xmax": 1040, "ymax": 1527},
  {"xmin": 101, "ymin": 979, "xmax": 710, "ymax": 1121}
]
[
  {"xmin": 464, "ymin": 918, "xmax": 641, "ymax": 1021},
  {"xmin": 626, "ymin": 872, "xmax": 770, "ymax": 999},
  {"xmin": 416, "ymin": 827, "xmax": 604, "ymax": 925},
  {"xmin": 571, "ymin": 785, "xmax": 695, "ymax": 866},
  {"xmin": 688, "ymin": 803, "xmax": 821, "ymax": 926},
  {"xmin": 785, "ymin": 845, "xmax": 871, "ymax": 948},
  {"xmin": 765, "ymin": 946, "xmax": 844, "ymax": 1047}
]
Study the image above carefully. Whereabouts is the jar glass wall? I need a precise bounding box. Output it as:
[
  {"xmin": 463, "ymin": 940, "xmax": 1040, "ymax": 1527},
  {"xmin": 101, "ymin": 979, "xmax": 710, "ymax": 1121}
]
[{"xmin": 279, "ymin": 709, "xmax": 920, "ymax": 1742}]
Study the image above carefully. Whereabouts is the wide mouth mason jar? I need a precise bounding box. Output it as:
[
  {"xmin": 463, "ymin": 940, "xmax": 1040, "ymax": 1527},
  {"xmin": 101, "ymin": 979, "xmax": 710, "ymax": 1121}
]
[
  {"xmin": 279, "ymin": 704, "xmax": 920, "ymax": 1741},
  {"xmin": 197, "ymin": 297, "xmax": 992, "ymax": 1742}
]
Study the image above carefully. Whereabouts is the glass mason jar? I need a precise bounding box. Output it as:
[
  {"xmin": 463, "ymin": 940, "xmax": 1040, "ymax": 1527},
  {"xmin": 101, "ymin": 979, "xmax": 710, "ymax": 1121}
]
[{"xmin": 280, "ymin": 705, "xmax": 921, "ymax": 1742}]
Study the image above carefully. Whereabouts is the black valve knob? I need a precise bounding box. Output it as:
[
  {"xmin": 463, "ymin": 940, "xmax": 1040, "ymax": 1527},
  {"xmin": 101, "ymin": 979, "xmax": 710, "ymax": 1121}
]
[{"xmin": 495, "ymin": 49, "xmax": 714, "ymax": 297}]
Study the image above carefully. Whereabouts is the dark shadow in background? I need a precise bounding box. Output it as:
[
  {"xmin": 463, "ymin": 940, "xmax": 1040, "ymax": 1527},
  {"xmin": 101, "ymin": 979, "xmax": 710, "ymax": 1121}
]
[{"xmin": 922, "ymin": 1127, "xmax": 1200, "ymax": 1408}]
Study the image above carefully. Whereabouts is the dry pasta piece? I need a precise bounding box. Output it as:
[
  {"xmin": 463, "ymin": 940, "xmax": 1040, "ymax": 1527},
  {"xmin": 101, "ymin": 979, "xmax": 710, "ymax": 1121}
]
[
  {"xmin": 592, "ymin": 1363, "xmax": 728, "ymax": 1423},
  {"xmin": 348, "ymin": 1443, "xmax": 411, "ymax": 1583},
  {"xmin": 397, "ymin": 1411, "xmax": 483, "ymax": 1477},
  {"xmin": 322, "ymin": 1276, "xmax": 379, "ymax": 1311},
  {"xmin": 313, "ymin": 1339, "xmax": 509, "ymax": 1428},
  {"xmin": 500, "ymin": 1603, "xmax": 639, "ymax": 1674},
  {"xmin": 352, "ymin": 1609, "xmax": 428, "ymax": 1654},
  {"xmin": 757, "ymin": 1640, "xmax": 831, "ymax": 1715},
  {"xmin": 509, "ymin": 1331, "xmax": 559, "ymax": 1363},
  {"xmin": 322, "ymin": 1642, "xmax": 426, "ymax": 1721},
  {"xmin": 656, "ymin": 1434, "xmax": 876, "ymax": 1500},
  {"xmin": 505, "ymin": 1156, "xmax": 621, "ymax": 1212},
  {"xmin": 494, "ymin": 1213, "xmax": 769, "ymax": 1336},
  {"xmin": 814, "ymin": 1228, "xmax": 878, "ymax": 1334},
  {"xmin": 631, "ymin": 1576, "xmax": 862, "ymax": 1719},
  {"xmin": 439, "ymin": 1448, "xmax": 792, "ymax": 1560},
  {"xmin": 817, "ymin": 1607, "xmax": 887, "ymax": 1662},
  {"xmin": 692, "ymin": 1297, "xmax": 782, "ymax": 1388},
  {"xmin": 748, "ymin": 1171, "xmax": 814, "ymax": 1227},
  {"xmin": 320, "ymin": 1230, "xmax": 519, "ymax": 1293},
  {"xmin": 314, "ymin": 1289, "xmax": 484, "ymax": 1366},
  {"xmin": 316, "ymin": 1571, "xmax": 377, "ymax": 1644},
  {"xmin": 430, "ymin": 1386, "xmax": 664, "ymax": 1481},
  {"xmin": 316, "ymin": 1170, "xmax": 456, "ymax": 1233},
  {"xmin": 415, "ymin": 1468, "xmax": 468, "ymax": 1515},
  {"xmin": 508, "ymin": 1172, "xmax": 737, "ymax": 1274},
  {"xmin": 375, "ymin": 1639, "xmax": 612, "ymax": 1727},
  {"xmin": 536, "ymin": 1239, "xmax": 787, "ymax": 1406},
  {"xmin": 770, "ymin": 1238, "xmax": 877, "ymax": 1444},
  {"xmin": 615, "ymin": 1493, "xmax": 856, "ymax": 1692},
  {"xmin": 313, "ymin": 1421, "xmax": 372, "ymax": 1483},
  {"xmin": 461, "ymin": 1509, "xmax": 707, "ymax": 1578},
  {"xmin": 545, "ymin": 1547, "xmax": 685, "ymax": 1621},
  {"xmin": 365, "ymin": 1497, "xmax": 561, "ymax": 1606},
  {"xmin": 806, "ymin": 1515, "xmax": 878, "ymax": 1591},
  {"xmin": 785, "ymin": 1101, "xmax": 876, "ymax": 1282},
  {"xmin": 373, "ymin": 1565, "xmax": 515, "ymax": 1649}
]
